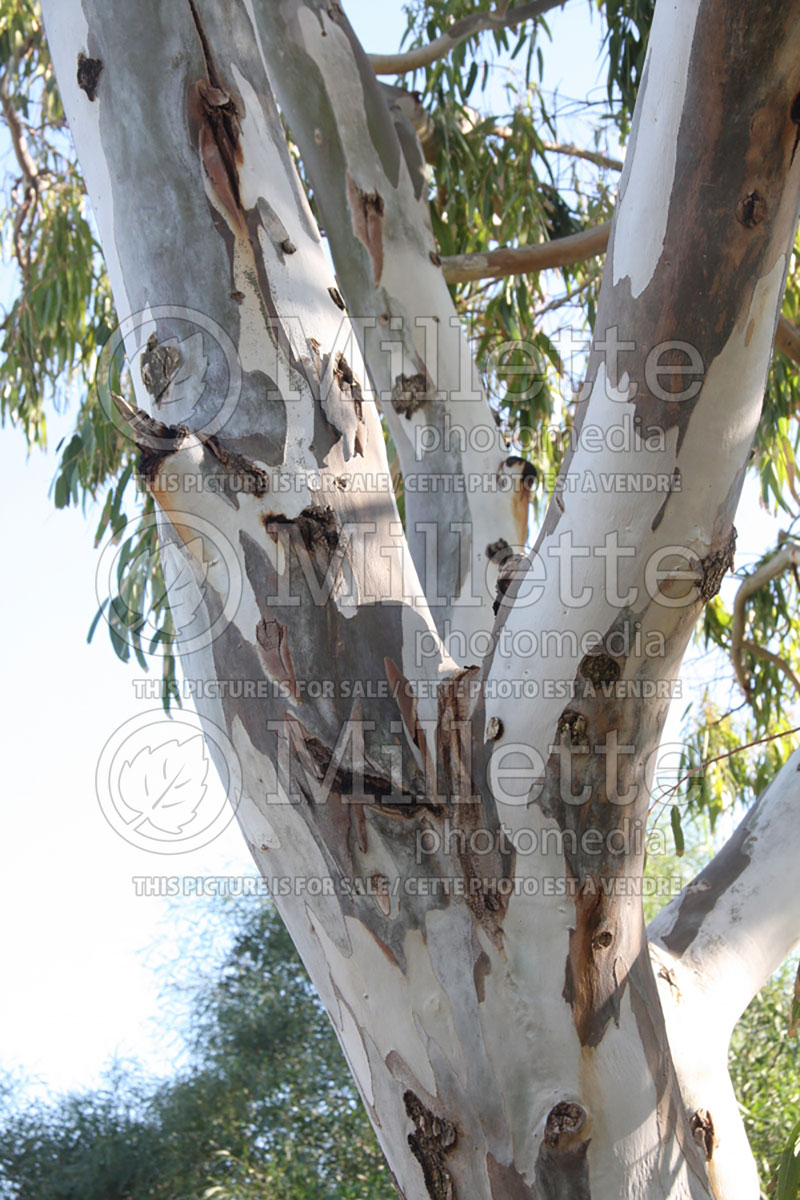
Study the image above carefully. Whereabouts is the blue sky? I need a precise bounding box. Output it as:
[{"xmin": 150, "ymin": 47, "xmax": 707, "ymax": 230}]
[{"xmin": 0, "ymin": 0, "xmax": 781, "ymax": 1099}]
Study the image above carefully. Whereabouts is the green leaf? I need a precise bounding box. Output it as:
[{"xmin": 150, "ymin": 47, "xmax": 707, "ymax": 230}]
[
  {"xmin": 777, "ymin": 1119, "xmax": 800, "ymax": 1200},
  {"xmin": 789, "ymin": 961, "xmax": 800, "ymax": 1039},
  {"xmin": 670, "ymin": 805, "xmax": 685, "ymax": 857}
]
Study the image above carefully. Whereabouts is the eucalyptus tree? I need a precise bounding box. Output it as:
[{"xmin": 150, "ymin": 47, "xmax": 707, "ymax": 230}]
[{"xmin": 5, "ymin": 0, "xmax": 800, "ymax": 1196}]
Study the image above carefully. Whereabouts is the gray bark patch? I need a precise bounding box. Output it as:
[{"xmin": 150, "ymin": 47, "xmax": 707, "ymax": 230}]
[
  {"xmin": 485, "ymin": 1152, "xmax": 536, "ymax": 1198},
  {"xmin": 659, "ymin": 816, "xmax": 753, "ymax": 957}
]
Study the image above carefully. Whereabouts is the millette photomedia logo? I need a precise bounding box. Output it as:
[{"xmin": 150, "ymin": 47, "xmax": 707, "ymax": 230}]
[{"xmin": 96, "ymin": 709, "xmax": 242, "ymax": 853}]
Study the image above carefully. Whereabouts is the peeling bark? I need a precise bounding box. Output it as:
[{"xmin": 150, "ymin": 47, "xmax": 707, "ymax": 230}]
[{"xmin": 41, "ymin": 0, "xmax": 800, "ymax": 1196}]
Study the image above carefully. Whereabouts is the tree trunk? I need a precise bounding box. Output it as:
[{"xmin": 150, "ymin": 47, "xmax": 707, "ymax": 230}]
[{"xmin": 41, "ymin": 0, "xmax": 800, "ymax": 1196}]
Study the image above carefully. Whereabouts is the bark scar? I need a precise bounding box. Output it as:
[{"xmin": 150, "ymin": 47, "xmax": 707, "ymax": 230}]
[
  {"xmin": 111, "ymin": 392, "xmax": 190, "ymax": 483},
  {"xmin": 700, "ymin": 526, "xmax": 736, "ymax": 600},
  {"xmin": 403, "ymin": 1090, "xmax": 457, "ymax": 1200},
  {"xmin": 140, "ymin": 333, "xmax": 182, "ymax": 406},
  {"xmin": 391, "ymin": 373, "xmax": 430, "ymax": 418},
  {"xmin": 256, "ymin": 617, "xmax": 298, "ymax": 699},
  {"xmin": 76, "ymin": 53, "xmax": 103, "ymax": 101},
  {"xmin": 188, "ymin": 0, "xmax": 245, "ymax": 233},
  {"xmin": 690, "ymin": 1108, "xmax": 716, "ymax": 1160},
  {"xmin": 346, "ymin": 174, "xmax": 384, "ymax": 285},
  {"xmin": 200, "ymin": 434, "xmax": 270, "ymax": 496}
]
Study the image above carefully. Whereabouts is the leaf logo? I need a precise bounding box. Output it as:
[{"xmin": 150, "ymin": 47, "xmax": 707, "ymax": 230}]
[
  {"xmin": 159, "ymin": 538, "xmax": 210, "ymax": 634},
  {"xmin": 117, "ymin": 734, "xmax": 209, "ymax": 837},
  {"xmin": 157, "ymin": 331, "xmax": 209, "ymax": 415}
]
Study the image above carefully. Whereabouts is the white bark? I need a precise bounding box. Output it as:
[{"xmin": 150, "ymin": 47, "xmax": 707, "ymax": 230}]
[
  {"xmin": 40, "ymin": 0, "xmax": 800, "ymax": 1196},
  {"xmin": 251, "ymin": 0, "xmax": 534, "ymax": 656},
  {"xmin": 649, "ymin": 747, "xmax": 800, "ymax": 1198}
]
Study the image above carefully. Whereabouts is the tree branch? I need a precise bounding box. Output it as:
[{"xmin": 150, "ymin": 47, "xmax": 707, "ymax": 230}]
[
  {"xmin": 741, "ymin": 638, "xmax": 800, "ymax": 695},
  {"xmin": 0, "ymin": 67, "xmax": 40, "ymax": 279},
  {"xmin": 367, "ymin": 0, "xmax": 565, "ymax": 75},
  {"xmin": 650, "ymin": 744, "xmax": 800, "ymax": 1027},
  {"xmin": 540, "ymin": 139, "xmax": 623, "ymax": 171},
  {"xmin": 256, "ymin": 1, "xmax": 533, "ymax": 652},
  {"xmin": 441, "ymin": 221, "xmax": 800, "ymax": 369},
  {"xmin": 441, "ymin": 220, "xmax": 612, "ymax": 283},
  {"xmin": 648, "ymin": 745, "xmax": 800, "ymax": 1199},
  {"xmin": 730, "ymin": 541, "xmax": 800, "ymax": 696}
]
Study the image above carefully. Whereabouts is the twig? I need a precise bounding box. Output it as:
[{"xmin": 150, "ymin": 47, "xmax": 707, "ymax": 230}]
[
  {"xmin": 540, "ymin": 140, "xmax": 623, "ymax": 171},
  {"xmin": 731, "ymin": 542, "xmax": 800, "ymax": 697},
  {"xmin": 368, "ymin": 0, "xmax": 566, "ymax": 76},
  {"xmin": 741, "ymin": 639, "xmax": 800, "ymax": 696},
  {"xmin": 440, "ymin": 221, "xmax": 800, "ymax": 368},
  {"xmin": 0, "ymin": 67, "xmax": 41, "ymax": 281},
  {"xmin": 441, "ymin": 220, "xmax": 612, "ymax": 284}
]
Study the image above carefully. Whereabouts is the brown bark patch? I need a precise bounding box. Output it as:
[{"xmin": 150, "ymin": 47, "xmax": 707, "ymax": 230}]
[
  {"xmin": 435, "ymin": 668, "xmax": 510, "ymax": 944},
  {"xmin": 384, "ymin": 656, "xmax": 435, "ymax": 789},
  {"xmin": 556, "ymin": 710, "xmax": 590, "ymax": 749},
  {"xmin": 76, "ymin": 53, "xmax": 103, "ymax": 101},
  {"xmin": 492, "ymin": 554, "xmax": 529, "ymax": 615},
  {"xmin": 283, "ymin": 713, "xmax": 396, "ymax": 802},
  {"xmin": 735, "ymin": 190, "xmax": 767, "ymax": 228},
  {"xmin": 563, "ymin": 880, "xmax": 623, "ymax": 1045},
  {"xmin": 187, "ymin": 2, "xmax": 246, "ymax": 234},
  {"xmin": 486, "ymin": 538, "xmax": 513, "ymax": 565},
  {"xmin": 333, "ymin": 353, "xmax": 364, "ymax": 422},
  {"xmin": 201, "ymin": 434, "xmax": 269, "ymax": 496},
  {"xmin": 346, "ymin": 174, "xmax": 384, "ymax": 285},
  {"xmin": 255, "ymin": 617, "xmax": 298, "ymax": 699},
  {"xmin": 328, "ymin": 286, "xmax": 346, "ymax": 310},
  {"xmin": 403, "ymin": 1090, "xmax": 457, "ymax": 1200},
  {"xmin": 391, "ymin": 372, "xmax": 430, "ymax": 418},
  {"xmin": 700, "ymin": 525, "xmax": 736, "ymax": 600},
  {"xmin": 436, "ymin": 665, "xmax": 480, "ymax": 801},
  {"xmin": 263, "ymin": 505, "xmax": 340, "ymax": 566},
  {"xmin": 195, "ymin": 84, "xmax": 245, "ymax": 233},
  {"xmin": 578, "ymin": 653, "xmax": 621, "ymax": 687},
  {"xmin": 140, "ymin": 333, "xmax": 182, "ymax": 405},
  {"xmin": 544, "ymin": 1101, "xmax": 587, "ymax": 1148},
  {"xmin": 111, "ymin": 396, "xmax": 189, "ymax": 484},
  {"xmin": 690, "ymin": 1108, "xmax": 716, "ymax": 1160}
]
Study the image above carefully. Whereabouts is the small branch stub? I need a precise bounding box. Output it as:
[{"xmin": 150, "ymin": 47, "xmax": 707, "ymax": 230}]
[
  {"xmin": 403, "ymin": 1090, "xmax": 457, "ymax": 1200},
  {"xmin": 735, "ymin": 191, "xmax": 767, "ymax": 228},
  {"xmin": 690, "ymin": 1108, "xmax": 716, "ymax": 1161},
  {"xmin": 391, "ymin": 372, "xmax": 430, "ymax": 418},
  {"xmin": 544, "ymin": 1101, "xmax": 587, "ymax": 1149},
  {"xmin": 486, "ymin": 715, "xmax": 504, "ymax": 741},
  {"xmin": 76, "ymin": 52, "xmax": 103, "ymax": 100},
  {"xmin": 140, "ymin": 333, "xmax": 181, "ymax": 405}
]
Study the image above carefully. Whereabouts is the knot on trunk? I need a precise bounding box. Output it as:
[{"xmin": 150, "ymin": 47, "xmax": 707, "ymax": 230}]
[{"xmin": 404, "ymin": 1090, "xmax": 457, "ymax": 1200}]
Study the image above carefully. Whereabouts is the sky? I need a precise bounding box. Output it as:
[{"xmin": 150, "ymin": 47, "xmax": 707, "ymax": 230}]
[{"xmin": 0, "ymin": 0, "xmax": 785, "ymax": 1101}]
